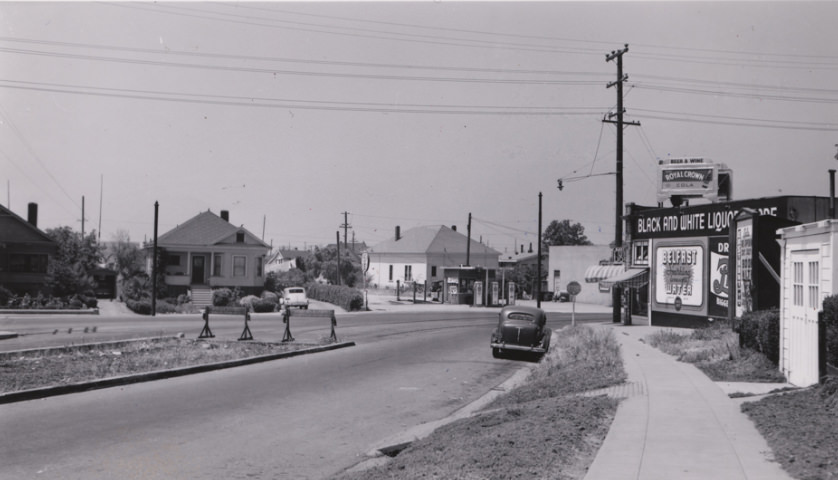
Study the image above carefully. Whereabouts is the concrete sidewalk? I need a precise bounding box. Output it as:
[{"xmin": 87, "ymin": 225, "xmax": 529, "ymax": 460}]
[{"xmin": 584, "ymin": 324, "xmax": 792, "ymax": 480}]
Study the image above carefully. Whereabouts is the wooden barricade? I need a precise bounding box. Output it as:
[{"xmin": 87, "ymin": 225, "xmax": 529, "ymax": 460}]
[
  {"xmin": 199, "ymin": 306, "xmax": 252, "ymax": 341},
  {"xmin": 283, "ymin": 307, "xmax": 338, "ymax": 343}
]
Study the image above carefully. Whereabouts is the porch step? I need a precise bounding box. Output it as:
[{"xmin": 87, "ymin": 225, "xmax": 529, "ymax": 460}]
[{"xmin": 191, "ymin": 287, "xmax": 213, "ymax": 308}]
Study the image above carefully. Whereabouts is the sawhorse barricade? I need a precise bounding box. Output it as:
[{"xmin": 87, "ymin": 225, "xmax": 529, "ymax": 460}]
[
  {"xmin": 199, "ymin": 306, "xmax": 253, "ymax": 341},
  {"xmin": 282, "ymin": 307, "xmax": 338, "ymax": 343}
]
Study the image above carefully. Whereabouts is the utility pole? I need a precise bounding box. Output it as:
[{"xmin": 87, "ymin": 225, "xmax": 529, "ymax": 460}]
[
  {"xmin": 466, "ymin": 212, "xmax": 472, "ymax": 266},
  {"xmin": 537, "ymin": 192, "xmax": 543, "ymax": 309},
  {"xmin": 605, "ymin": 44, "xmax": 640, "ymax": 324},
  {"xmin": 340, "ymin": 212, "xmax": 351, "ymax": 251},
  {"xmin": 336, "ymin": 231, "xmax": 341, "ymax": 286},
  {"xmin": 152, "ymin": 201, "xmax": 159, "ymax": 317}
]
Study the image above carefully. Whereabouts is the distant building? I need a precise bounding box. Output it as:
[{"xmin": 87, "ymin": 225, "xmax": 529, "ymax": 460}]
[
  {"xmin": 547, "ymin": 245, "xmax": 615, "ymax": 306},
  {"xmin": 367, "ymin": 225, "xmax": 500, "ymax": 289},
  {"xmin": 265, "ymin": 248, "xmax": 306, "ymax": 274},
  {"xmin": 0, "ymin": 203, "xmax": 58, "ymax": 295},
  {"xmin": 149, "ymin": 209, "xmax": 270, "ymax": 299}
]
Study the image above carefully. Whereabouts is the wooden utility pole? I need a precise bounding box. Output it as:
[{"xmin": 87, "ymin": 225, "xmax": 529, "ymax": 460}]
[
  {"xmin": 605, "ymin": 44, "xmax": 640, "ymax": 323},
  {"xmin": 466, "ymin": 212, "xmax": 472, "ymax": 266},
  {"xmin": 340, "ymin": 211, "xmax": 351, "ymax": 251}
]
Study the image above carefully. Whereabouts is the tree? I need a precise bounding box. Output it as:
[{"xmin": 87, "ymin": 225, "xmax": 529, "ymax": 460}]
[
  {"xmin": 109, "ymin": 230, "xmax": 145, "ymax": 279},
  {"xmin": 542, "ymin": 219, "xmax": 592, "ymax": 247},
  {"xmin": 45, "ymin": 226, "xmax": 103, "ymax": 297}
]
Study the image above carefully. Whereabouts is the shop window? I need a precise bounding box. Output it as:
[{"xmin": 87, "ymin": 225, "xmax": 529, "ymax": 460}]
[
  {"xmin": 405, "ymin": 265, "xmax": 413, "ymax": 281},
  {"xmin": 233, "ymin": 255, "xmax": 246, "ymax": 277},
  {"xmin": 633, "ymin": 241, "xmax": 649, "ymax": 266}
]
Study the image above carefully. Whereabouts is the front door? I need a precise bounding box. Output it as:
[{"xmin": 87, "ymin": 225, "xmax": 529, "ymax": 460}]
[{"xmin": 192, "ymin": 255, "xmax": 206, "ymax": 284}]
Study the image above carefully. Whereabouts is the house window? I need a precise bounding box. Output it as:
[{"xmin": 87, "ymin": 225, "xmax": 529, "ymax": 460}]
[
  {"xmin": 236, "ymin": 232, "xmax": 245, "ymax": 243},
  {"xmin": 233, "ymin": 255, "xmax": 246, "ymax": 277},
  {"xmin": 167, "ymin": 254, "xmax": 181, "ymax": 266},
  {"xmin": 431, "ymin": 266, "xmax": 437, "ymax": 277},
  {"xmin": 256, "ymin": 256, "xmax": 263, "ymax": 277},
  {"xmin": 213, "ymin": 253, "xmax": 223, "ymax": 276},
  {"xmin": 405, "ymin": 265, "xmax": 413, "ymax": 281},
  {"xmin": 388, "ymin": 265, "xmax": 393, "ymax": 281},
  {"xmin": 8, "ymin": 254, "xmax": 48, "ymax": 273}
]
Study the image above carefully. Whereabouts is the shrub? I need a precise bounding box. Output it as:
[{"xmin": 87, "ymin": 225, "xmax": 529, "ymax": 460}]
[
  {"xmin": 737, "ymin": 309, "xmax": 780, "ymax": 365},
  {"xmin": 305, "ymin": 283, "xmax": 364, "ymax": 311},
  {"xmin": 0, "ymin": 285, "xmax": 13, "ymax": 306},
  {"xmin": 823, "ymin": 295, "xmax": 838, "ymax": 368},
  {"xmin": 212, "ymin": 288, "xmax": 235, "ymax": 306},
  {"xmin": 251, "ymin": 299, "xmax": 277, "ymax": 313},
  {"xmin": 126, "ymin": 299, "xmax": 152, "ymax": 315}
]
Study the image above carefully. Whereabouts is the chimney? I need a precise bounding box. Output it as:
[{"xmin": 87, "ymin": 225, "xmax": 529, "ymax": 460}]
[
  {"xmin": 220, "ymin": 210, "xmax": 229, "ymax": 222},
  {"xmin": 27, "ymin": 202, "xmax": 38, "ymax": 227},
  {"xmin": 395, "ymin": 226, "xmax": 401, "ymax": 241},
  {"xmin": 451, "ymin": 225, "xmax": 457, "ymax": 232}
]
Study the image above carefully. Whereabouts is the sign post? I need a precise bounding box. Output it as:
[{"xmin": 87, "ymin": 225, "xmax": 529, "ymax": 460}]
[
  {"xmin": 567, "ymin": 281, "xmax": 582, "ymax": 326},
  {"xmin": 361, "ymin": 252, "xmax": 370, "ymax": 310}
]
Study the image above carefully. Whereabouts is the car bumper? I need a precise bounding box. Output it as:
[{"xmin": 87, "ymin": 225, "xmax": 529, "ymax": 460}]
[{"xmin": 490, "ymin": 342, "xmax": 548, "ymax": 354}]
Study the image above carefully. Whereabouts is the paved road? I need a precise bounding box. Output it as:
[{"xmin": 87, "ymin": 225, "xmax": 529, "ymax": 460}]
[{"xmin": 0, "ymin": 310, "xmax": 607, "ymax": 479}]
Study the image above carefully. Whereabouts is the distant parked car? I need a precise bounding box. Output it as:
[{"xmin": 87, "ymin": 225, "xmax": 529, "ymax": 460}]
[
  {"xmin": 281, "ymin": 287, "xmax": 309, "ymax": 309},
  {"xmin": 554, "ymin": 290, "xmax": 570, "ymax": 302},
  {"xmin": 490, "ymin": 305, "xmax": 551, "ymax": 358}
]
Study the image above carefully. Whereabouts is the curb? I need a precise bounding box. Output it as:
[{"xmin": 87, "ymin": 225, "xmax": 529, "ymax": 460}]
[{"xmin": 0, "ymin": 341, "xmax": 356, "ymax": 405}]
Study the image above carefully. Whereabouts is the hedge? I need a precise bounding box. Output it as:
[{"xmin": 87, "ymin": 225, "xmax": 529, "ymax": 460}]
[
  {"xmin": 824, "ymin": 295, "xmax": 838, "ymax": 367},
  {"xmin": 738, "ymin": 309, "xmax": 780, "ymax": 365},
  {"xmin": 305, "ymin": 284, "xmax": 364, "ymax": 312}
]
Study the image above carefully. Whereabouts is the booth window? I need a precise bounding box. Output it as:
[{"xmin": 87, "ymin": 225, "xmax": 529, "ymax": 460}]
[
  {"xmin": 793, "ymin": 262, "xmax": 803, "ymax": 306},
  {"xmin": 809, "ymin": 261, "xmax": 819, "ymax": 309}
]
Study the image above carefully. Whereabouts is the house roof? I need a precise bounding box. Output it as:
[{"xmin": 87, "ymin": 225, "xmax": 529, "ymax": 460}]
[
  {"xmin": 157, "ymin": 210, "xmax": 269, "ymax": 248},
  {"xmin": 370, "ymin": 225, "xmax": 500, "ymax": 257},
  {"xmin": 0, "ymin": 204, "xmax": 57, "ymax": 247}
]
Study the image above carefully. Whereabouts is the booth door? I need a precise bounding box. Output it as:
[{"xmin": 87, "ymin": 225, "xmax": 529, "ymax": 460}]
[{"xmin": 783, "ymin": 252, "xmax": 821, "ymax": 387}]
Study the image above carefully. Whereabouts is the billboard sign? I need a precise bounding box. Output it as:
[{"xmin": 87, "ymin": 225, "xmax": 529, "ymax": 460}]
[{"xmin": 655, "ymin": 242, "xmax": 704, "ymax": 310}]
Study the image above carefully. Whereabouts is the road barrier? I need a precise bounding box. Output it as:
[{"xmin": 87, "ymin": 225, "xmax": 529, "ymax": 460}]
[
  {"xmin": 199, "ymin": 306, "xmax": 252, "ymax": 341},
  {"xmin": 283, "ymin": 307, "xmax": 338, "ymax": 343}
]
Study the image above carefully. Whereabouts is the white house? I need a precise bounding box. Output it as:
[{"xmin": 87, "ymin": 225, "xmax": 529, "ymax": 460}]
[{"xmin": 367, "ymin": 225, "xmax": 500, "ymax": 289}]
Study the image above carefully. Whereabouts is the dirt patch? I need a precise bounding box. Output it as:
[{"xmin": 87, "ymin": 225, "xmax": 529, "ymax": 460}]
[{"xmin": 742, "ymin": 378, "xmax": 838, "ymax": 480}]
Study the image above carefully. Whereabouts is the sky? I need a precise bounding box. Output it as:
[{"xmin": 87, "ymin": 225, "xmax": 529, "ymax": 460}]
[{"xmin": 1, "ymin": 1, "xmax": 837, "ymax": 255}]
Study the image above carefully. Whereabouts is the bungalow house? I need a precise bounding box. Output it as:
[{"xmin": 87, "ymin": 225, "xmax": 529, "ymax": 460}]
[
  {"xmin": 265, "ymin": 247, "xmax": 306, "ymax": 274},
  {"xmin": 0, "ymin": 203, "xmax": 58, "ymax": 295},
  {"xmin": 150, "ymin": 210, "xmax": 270, "ymax": 302},
  {"xmin": 367, "ymin": 225, "xmax": 500, "ymax": 290}
]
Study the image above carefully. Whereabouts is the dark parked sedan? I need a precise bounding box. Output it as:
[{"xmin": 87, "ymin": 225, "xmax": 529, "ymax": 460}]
[{"xmin": 490, "ymin": 305, "xmax": 551, "ymax": 358}]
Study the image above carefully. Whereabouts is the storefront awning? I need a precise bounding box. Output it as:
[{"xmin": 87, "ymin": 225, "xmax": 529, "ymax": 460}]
[
  {"xmin": 584, "ymin": 264, "xmax": 625, "ymax": 283},
  {"xmin": 599, "ymin": 267, "xmax": 649, "ymax": 289}
]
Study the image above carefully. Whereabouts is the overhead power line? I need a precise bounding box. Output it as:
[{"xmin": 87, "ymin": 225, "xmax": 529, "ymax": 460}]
[{"xmin": 0, "ymin": 78, "xmax": 607, "ymax": 115}]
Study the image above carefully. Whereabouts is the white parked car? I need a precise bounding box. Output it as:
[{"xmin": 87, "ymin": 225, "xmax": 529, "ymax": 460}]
[{"xmin": 281, "ymin": 287, "xmax": 309, "ymax": 309}]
